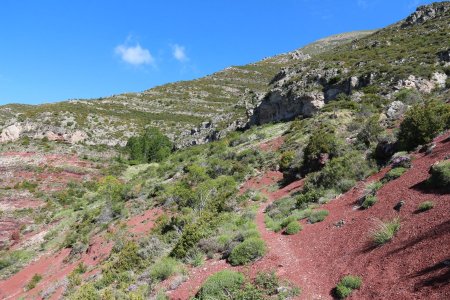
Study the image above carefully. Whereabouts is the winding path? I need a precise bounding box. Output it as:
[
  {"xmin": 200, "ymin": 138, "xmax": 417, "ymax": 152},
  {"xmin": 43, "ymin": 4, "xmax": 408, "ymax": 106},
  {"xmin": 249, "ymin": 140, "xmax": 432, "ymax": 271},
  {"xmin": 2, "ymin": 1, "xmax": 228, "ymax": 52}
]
[{"xmin": 169, "ymin": 132, "xmax": 450, "ymax": 300}]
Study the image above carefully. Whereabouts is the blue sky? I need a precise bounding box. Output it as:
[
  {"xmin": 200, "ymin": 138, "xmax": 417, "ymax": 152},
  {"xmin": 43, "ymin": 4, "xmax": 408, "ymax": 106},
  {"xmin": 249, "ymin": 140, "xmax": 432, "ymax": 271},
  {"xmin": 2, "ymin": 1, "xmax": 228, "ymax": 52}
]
[{"xmin": 0, "ymin": 0, "xmax": 436, "ymax": 105}]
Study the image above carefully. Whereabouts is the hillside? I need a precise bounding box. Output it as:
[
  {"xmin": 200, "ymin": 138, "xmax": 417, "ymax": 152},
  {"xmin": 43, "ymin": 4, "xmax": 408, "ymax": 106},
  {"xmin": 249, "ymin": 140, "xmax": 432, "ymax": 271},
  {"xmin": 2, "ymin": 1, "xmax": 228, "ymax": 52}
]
[
  {"xmin": 0, "ymin": 2, "xmax": 449, "ymax": 300},
  {"xmin": 0, "ymin": 31, "xmax": 373, "ymax": 148}
]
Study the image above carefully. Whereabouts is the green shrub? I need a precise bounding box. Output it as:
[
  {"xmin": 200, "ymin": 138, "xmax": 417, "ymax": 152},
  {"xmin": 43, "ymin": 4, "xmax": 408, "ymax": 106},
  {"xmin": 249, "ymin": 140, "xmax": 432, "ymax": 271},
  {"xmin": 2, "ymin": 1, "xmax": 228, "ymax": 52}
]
[
  {"xmin": 150, "ymin": 257, "xmax": 179, "ymax": 281},
  {"xmin": 335, "ymin": 275, "xmax": 362, "ymax": 299},
  {"xmin": 303, "ymin": 126, "xmax": 338, "ymax": 171},
  {"xmin": 254, "ymin": 272, "xmax": 279, "ymax": 296},
  {"xmin": 357, "ymin": 115, "xmax": 384, "ymax": 146},
  {"xmin": 383, "ymin": 167, "xmax": 407, "ymax": 182},
  {"xmin": 228, "ymin": 237, "xmax": 266, "ymax": 266},
  {"xmin": 280, "ymin": 151, "xmax": 296, "ymax": 171},
  {"xmin": 428, "ymin": 160, "xmax": 450, "ymax": 191},
  {"xmin": 361, "ymin": 195, "xmax": 377, "ymax": 209},
  {"xmin": 305, "ymin": 151, "xmax": 373, "ymax": 193},
  {"xmin": 69, "ymin": 283, "xmax": 100, "ymax": 300},
  {"xmin": 296, "ymin": 190, "xmax": 322, "ymax": 208},
  {"xmin": 335, "ymin": 284, "xmax": 352, "ymax": 299},
  {"xmin": 395, "ymin": 89, "xmax": 423, "ymax": 105},
  {"xmin": 418, "ymin": 201, "xmax": 434, "ymax": 212},
  {"xmin": 126, "ymin": 127, "xmax": 173, "ymax": 163},
  {"xmin": 372, "ymin": 218, "xmax": 401, "ymax": 245},
  {"xmin": 196, "ymin": 270, "xmax": 244, "ymax": 300},
  {"xmin": 25, "ymin": 273, "xmax": 42, "ymax": 291},
  {"xmin": 285, "ymin": 221, "xmax": 302, "ymax": 235},
  {"xmin": 308, "ymin": 210, "xmax": 329, "ymax": 224},
  {"xmin": 398, "ymin": 101, "xmax": 450, "ymax": 150}
]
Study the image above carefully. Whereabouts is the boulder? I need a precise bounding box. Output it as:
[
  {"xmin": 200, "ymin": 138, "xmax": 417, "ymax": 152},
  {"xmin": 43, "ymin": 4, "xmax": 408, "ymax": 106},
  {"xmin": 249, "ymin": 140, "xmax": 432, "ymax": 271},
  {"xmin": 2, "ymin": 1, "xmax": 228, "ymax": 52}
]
[
  {"xmin": 0, "ymin": 124, "xmax": 22, "ymax": 143},
  {"xmin": 386, "ymin": 101, "xmax": 407, "ymax": 120}
]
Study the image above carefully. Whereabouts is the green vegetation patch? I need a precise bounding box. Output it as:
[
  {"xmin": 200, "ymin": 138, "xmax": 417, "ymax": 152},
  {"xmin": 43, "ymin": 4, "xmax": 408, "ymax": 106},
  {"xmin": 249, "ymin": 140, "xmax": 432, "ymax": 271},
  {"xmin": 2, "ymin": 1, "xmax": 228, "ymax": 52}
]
[
  {"xmin": 228, "ymin": 237, "xmax": 266, "ymax": 266},
  {"xmin": 371, "ymin": 218, "xmax": 401, "ymax": 245},
  {"xmin": 335, "ymin": 275, "xmax": 362, "ymax": 299},
  {"xmin": 417, "ymin": 201, "xmax": 434, "ymax": 212}
]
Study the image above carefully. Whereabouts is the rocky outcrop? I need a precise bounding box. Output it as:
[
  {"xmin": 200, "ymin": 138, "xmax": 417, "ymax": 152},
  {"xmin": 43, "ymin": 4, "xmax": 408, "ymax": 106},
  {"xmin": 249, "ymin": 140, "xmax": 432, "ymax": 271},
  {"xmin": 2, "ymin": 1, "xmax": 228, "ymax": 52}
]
[
  {"xmin": 395, "ymin": 72, "xmax": 447, "ymax": 93},
  {"xmin": 402, "ymin": 2, "xmax": 450, "ymax": 27},
  {"xmin": 249, "ymin": 89, "xmax": 324, "ymax": 125},
  {"xmin": 386, "ymin": 101, "xmax": 407, "ymax": 121},
  {"xmin": 0, "ymin": 124, "xmax": 22, "ymax": 143},
  {"xmin": 0, "ymin": 122, "xmax": 88, "ymax": 144}
]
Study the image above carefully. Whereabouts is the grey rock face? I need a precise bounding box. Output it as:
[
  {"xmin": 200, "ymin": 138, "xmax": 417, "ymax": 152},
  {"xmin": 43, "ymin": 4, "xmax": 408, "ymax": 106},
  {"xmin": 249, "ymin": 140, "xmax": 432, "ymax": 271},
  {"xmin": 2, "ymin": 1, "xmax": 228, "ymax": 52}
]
[
  {"xmin": 402, "ymin": 2, "xmax": 450, "ymax": 27},
  {"xmin": 250, "ymin": 89, "xmax": 325, "ymax": 125},
  {"xmin": 386, "ymin": 101, "xmax": 407, "ymax": 120}
]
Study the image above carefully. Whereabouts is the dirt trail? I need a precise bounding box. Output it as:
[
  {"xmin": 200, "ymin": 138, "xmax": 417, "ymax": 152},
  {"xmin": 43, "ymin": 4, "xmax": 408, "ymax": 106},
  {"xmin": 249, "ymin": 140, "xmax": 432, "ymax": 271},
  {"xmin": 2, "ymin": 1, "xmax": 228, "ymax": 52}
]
[
  {"xmin": 168, "ymin": 173, "xmax": 305, "ymax": 299},
  {"xmin": 170, "ymin": 133, "xmax": 450, "ymax": 299}
]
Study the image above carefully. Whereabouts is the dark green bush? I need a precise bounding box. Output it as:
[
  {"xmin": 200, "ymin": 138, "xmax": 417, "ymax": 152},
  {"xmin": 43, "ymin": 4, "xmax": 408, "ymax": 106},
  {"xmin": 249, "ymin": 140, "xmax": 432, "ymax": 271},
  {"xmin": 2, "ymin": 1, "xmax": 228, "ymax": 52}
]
[
  {"xmin": 308, "ymin": 210, "xmax": 329, "ymax": 223},
  {"xmin": 254, "ymin": 271, "xmax": 279, "ymax": 296},
  {"xmin": 304, "ymin": 151, "xmax": 373, "ymax": 193},
  {"xmin": 228, "ymin": 237, "xmax": 266, "ymax": 266},
  {"xmin": 383, "ymin": 167, "xmax": 407, "ymax": 182},
  {"xmin": 398, "ymin": 101, "xmax": 450, "ymax": 151},
  {"xmin": 285, "ymin": 221, "xmax": 302, "ymax": 235},
  {"xmin": 361, "ymin": 195, "xmax": 377, "ymax": 209},
  {"xmin": 296, "ymin": 190, "xmax": 322, "ymax": 208},
  {"xmin": 303, "ymin": 126, "xmax": 338, "ymax": 171},
  {"xmin": 196, "ymin": 270, "xmax": 244, "ymax": 300},
  {"xmin": 126, "ymin": 127, "xmax": 173, "ymax": 163},
  {"xmin": 335, "ymin": 275, "xmax": 362, "ymax": 299},
  {"xmin": 428, "ymin": 160, "xmax": 450, "ymax": 192}
]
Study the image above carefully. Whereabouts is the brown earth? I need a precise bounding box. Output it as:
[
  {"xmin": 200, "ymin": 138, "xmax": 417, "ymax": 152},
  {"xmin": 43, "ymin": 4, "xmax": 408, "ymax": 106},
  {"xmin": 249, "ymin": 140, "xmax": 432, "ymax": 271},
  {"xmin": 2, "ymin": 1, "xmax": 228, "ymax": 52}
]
[
  {"xmin": 0, "ymin": 205, "xmax": 163, "ymax": 299},
  {"xmin": 169, "ymin": 132, "xmax": 450, "ymax": 300}
]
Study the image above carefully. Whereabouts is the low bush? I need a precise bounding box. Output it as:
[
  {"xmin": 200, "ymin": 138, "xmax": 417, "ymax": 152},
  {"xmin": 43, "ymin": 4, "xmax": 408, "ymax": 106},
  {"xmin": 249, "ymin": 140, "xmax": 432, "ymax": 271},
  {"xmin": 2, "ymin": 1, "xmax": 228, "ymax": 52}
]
[
  {"xmin": 308, "ymin": 210, "xmax": 329, "ymax": 224},
  {"xmin": 254, "ymin": 271, "xmax": 279, "ymax": 296},
  {"xmin": 428, "ymin": 160, "xmax": 450, "ymax": 191},
  {"xmin": 296, "ymin": 190, "xmax": 322, "ymax": 208},
  {"xmin": 372, "ymin": 218, "xmax": 401, "ymax": 245},
  {"xmin": 195, "ymin": 270, "xmax": 244, "ymax": 300},
  {"xmin": 304, "ymin": 151, "xmax": 373, "ymax": 193},
  {"xmin": 335, "ymin": 275, "xmax": 362, "ymax": 299},
  {"xmin": 228, "ymin": 237, "xmax": 266, "ymax": 266},
  {"xmin": 398, "ymin": 100, "xmax": 450, "ymax": 151},
  {"xmin": 361, "ymin": 195, "xmax": 377, "ymax": 209},
  {"xmin": 285, "ymin": 221, "xmax": 302, "ymax": 235},
  {"xmin": 150, "ymin": 257, "xmax": 179, "ymax": 281},
  {"xmin": 417, "ymin": 201, "xmax": 434, "ymax": 212},
  {"xmin": 25, "ymin": 273, "xmax": 42, "ymax": 291},
  {"xmin": 382, "ymin": 167, "xmax": 407, "ymax": 182}
]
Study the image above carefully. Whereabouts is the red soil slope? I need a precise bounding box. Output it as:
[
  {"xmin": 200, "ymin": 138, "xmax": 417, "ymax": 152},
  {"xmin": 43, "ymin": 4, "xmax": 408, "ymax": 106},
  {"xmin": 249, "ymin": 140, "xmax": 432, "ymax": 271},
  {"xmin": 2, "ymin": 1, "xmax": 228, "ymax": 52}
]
[
  {"xmin": 170, "ymin": 132, "xmax": 450, "ymax": 299},
  {"xmin": 0, "ymin": 206, "xmax": 162, "ymax": 299}
]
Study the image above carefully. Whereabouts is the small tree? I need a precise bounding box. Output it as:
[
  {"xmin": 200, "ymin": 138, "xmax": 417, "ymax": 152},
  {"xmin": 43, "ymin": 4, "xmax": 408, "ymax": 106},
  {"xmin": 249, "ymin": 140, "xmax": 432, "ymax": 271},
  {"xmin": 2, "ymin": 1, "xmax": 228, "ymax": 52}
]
[
  {"xmin": 398, "ymin": 101, "xmax": 450, "ymax": 150},
  {"xmin": 126, "ymin": 127, "xmax": 173, "ymax": 163},
  {"xmin": 303, "ymin": 126, "xmax": 338, "ymax": 171}
]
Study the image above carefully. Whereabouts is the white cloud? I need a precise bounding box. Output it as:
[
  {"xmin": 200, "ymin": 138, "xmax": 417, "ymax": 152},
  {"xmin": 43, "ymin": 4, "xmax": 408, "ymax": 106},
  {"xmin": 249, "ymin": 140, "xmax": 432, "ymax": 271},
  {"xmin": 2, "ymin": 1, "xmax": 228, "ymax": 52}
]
[
  {"xmin": 172, "ymin": 44, "xmax": 188, "ymax": 62},
  {"xmin": 115, "ymin": 43, "xmax": 154, "ymax": 66}
]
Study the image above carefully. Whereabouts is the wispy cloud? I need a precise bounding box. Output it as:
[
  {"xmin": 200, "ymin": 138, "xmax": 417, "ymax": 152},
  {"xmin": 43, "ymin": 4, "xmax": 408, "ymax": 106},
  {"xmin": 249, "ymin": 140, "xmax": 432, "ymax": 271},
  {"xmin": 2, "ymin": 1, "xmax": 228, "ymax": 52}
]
[
  {"xmin": 115, "ymin": 43, "xmax": 154, "ymax": 66},
  {"xmin": 172, "ymin": 44, "xmax": 189, "ymax": 62}
]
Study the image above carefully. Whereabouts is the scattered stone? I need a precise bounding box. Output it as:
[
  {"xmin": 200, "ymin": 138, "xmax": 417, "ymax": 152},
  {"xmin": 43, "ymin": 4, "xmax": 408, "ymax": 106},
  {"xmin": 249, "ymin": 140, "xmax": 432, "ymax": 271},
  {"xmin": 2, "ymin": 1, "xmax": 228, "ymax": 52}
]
[
  {"xmin": 394, "ymin": 200, "xmax": 405, "ymax": 212},
  {"xmin": 335, "ymin": 220, "xmax": 345, "ymax": 228}
]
